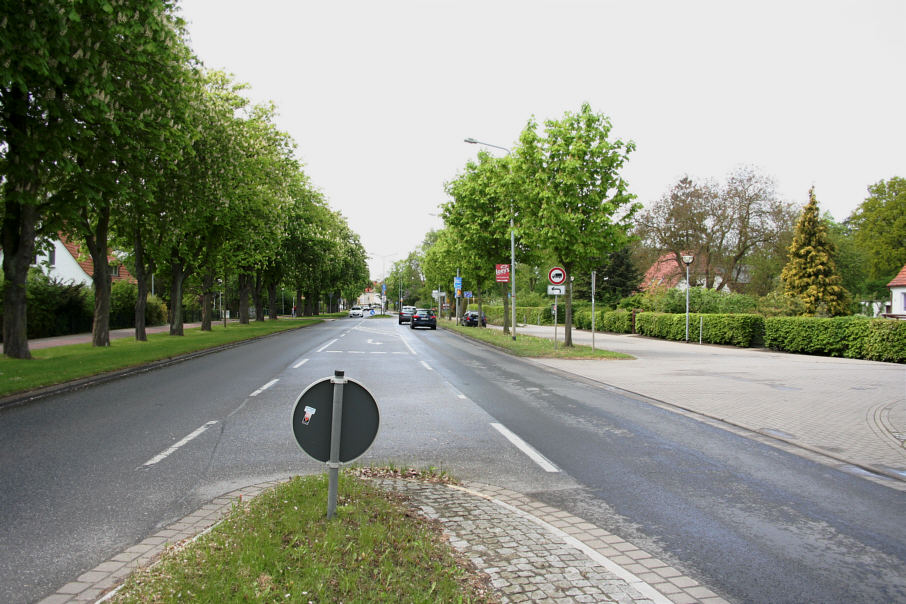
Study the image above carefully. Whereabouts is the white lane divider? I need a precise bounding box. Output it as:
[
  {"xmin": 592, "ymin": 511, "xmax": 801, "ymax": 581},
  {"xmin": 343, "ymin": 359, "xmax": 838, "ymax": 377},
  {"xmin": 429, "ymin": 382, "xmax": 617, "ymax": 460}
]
[
  {"xmin": 292, "ymin": 358, "xmax": 309, "ymax": 369},
  {"xmin": 491, "ymin": 422, "xmax": 560, "ymax": 473},
  {"xmin": 317, "ymin": 338, "xmax": 338, "ymax": 353},
  {"xmin": 142, "ymin": 421, "xmax": 218, "ymax": 467},
  {"xmin": 250, "ymin": 379, "xmax": 279, "ymax": 397},
  {"xmin": 420, "ymin": 360, "xmax": 433, "ymax": 371}
]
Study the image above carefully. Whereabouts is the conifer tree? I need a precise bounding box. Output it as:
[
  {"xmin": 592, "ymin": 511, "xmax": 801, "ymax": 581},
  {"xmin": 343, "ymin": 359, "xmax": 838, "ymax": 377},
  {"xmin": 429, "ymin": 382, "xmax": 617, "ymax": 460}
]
[{"xmin": 781, "ymin": 188, "xmax": 850, "ymax": 315}]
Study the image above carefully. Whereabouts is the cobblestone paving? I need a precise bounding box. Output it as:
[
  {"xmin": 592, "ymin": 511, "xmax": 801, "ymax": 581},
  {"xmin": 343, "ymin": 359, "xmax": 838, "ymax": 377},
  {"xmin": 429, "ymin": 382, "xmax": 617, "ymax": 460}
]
[{"xmin": 376, "ymin": 478, "xmax": 727, "ymax": 604}]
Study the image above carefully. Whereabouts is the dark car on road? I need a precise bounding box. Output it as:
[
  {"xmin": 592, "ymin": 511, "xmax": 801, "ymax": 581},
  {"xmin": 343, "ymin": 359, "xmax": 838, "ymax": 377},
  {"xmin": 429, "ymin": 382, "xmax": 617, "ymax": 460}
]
[
  {"xmin": 462, "ymin": 310, "xmax": 486, "ymax": 327},
  {"xmin": 410, "ymin": 308, "xmax": 437, "ymax": 330},
  {"xmin": 398, "ymin": 305, "xmax": 417, "ymax": 325}
]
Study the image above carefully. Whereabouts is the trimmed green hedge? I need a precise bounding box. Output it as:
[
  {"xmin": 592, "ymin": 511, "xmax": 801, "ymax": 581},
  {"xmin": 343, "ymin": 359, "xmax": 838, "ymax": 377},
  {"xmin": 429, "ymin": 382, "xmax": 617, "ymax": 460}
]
[
  {"xmin": 764, "ymin": 316, "xmax": 906, "ymax": 362},
  {"xmin": 636, "ymin": 312, "xmax": 765, "ymax": 347}
]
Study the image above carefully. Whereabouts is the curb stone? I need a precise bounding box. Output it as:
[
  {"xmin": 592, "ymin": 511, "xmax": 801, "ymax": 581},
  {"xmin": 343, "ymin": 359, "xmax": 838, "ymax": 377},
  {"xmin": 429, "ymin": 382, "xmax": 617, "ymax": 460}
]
[{"xmin": 38, "ymin": 478, "xmax": 728, "ymax": 604}]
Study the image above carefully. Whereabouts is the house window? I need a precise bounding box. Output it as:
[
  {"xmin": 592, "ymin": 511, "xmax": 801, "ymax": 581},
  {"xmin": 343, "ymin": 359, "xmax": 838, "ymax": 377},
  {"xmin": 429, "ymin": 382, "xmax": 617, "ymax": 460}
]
[
  {"xmin": 902, "ymin": 292, "xmax": 906, "ymax": 313},
  {"xmin": 112, "ymin": 265, "xmax": 121, "ymax": 277},
  {"xmin": 48, "ymin": 248, "xmax": 55, "ymax": 266}
]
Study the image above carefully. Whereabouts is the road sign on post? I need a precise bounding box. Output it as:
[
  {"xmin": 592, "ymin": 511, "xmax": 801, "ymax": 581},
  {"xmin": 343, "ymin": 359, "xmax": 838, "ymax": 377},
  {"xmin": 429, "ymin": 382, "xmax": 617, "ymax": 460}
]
[
  {"xmin": 547, "ymin": 285, "xmax": 566, "ymax": 295},
  {"xmin": 549, "ymin": 267, "xmax": 566, "ymax": 285},
  {"xmin": 496, "ymin": 264, "xmax": 510, "ymax": 283},
  {"xmin": 292, "ymin": 371, "xmax": 380, "ymax": 518}
]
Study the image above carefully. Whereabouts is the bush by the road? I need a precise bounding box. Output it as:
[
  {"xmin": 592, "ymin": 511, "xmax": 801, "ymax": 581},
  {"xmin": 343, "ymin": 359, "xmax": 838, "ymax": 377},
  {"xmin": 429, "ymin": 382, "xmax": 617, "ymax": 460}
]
[
  {"xmin": 764, "ymin": 316, "xmax": 906, "ymax": 362},
  {"xmin": 636, "ymin": 312, "xmax": 765, "ymax": 347}
]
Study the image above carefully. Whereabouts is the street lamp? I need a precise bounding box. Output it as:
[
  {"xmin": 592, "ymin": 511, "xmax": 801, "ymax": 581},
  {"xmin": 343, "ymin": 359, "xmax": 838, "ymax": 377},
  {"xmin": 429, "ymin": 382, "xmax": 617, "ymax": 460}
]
[
  {"xmin": 681, "ymin": 254, "xmax": 694, "ymax": 342},
  {"xmin": 464, "ymin": 137, "xmax": 517, "ymax": 341}
]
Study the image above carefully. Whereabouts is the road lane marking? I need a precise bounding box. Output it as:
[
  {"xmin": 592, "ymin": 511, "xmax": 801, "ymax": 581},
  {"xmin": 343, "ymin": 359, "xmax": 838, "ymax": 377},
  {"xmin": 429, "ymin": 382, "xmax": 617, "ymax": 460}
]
[
  {"xmin": 142, "ymin": 421, "xmax": 218, "ymax": 467},
  {"xmin": 420, "ymin": 360, "xmax": 433, "ymax": 371},
  {"xmin": 317, "ymin": 338, "xmax": 338, "ymax": 353},
  {"xmin": 292, "ymin": 358, "xmax": 309, "ymax": 369},
  {"xmin": 250, "ymin": 379, "xmax": 279, "ymax": 397},
  {"xmin": 491, "ymin": 422, "xmax": 559, "ymax": 473},
  {"xmin": 400, "ymin": 333, "xmax": 417, "ymax": 355}
]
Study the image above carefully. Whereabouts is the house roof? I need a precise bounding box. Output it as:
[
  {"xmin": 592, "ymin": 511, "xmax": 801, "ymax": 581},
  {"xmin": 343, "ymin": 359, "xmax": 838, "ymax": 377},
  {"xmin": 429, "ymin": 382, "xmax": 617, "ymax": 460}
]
[
  {"xmin": 59, "ymin": 233, "xmax": 135, "ymax": 283},
  {"xmin": 888, "ymin": 264, "xmax": 906, "ymax": 288},
  {"xmin": 640, "ymin": 253, "xmax": 685, "ymax": 291}
]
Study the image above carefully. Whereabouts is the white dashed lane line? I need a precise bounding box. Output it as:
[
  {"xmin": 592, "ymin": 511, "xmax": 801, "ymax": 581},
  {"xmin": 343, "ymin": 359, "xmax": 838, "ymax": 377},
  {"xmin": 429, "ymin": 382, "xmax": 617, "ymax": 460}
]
[
  {"xmin": 292, "ymin": 358, "xmax": 309, "ymax": 369},
  {"xmin": 141, "ymin": 421, "xmax": 219, "ymax": 468},
  {"xmin": 316, "ymin": 338, "xmax": 338, "ymax": 353},
  {"xmin": 250, "ymin": 379, "xmax": 279, "ymax": 397},
  {"xmin": 491, "ymin": 422, "xmax": 560, "ymax": 473}
]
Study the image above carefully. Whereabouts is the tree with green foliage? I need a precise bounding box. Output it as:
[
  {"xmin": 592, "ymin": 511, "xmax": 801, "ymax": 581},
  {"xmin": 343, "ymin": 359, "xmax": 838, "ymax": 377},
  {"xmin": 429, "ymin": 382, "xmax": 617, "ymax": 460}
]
[
  {"xmin": 0, "ymin": 0, "xmax": 184, "ymax": 357},
  {"xmin": 516, "ymin": 103, "xmax": 638, "ymax": 346},
  {"xmin": 444, "ymin": 151, "xmax": 518, "ymax": 329},
  {"xmin": 848, "ymin": 177, "xmax": 906, "ymax": 285},
  {"xmin": 781, "ymin": 188, "xmax": 850, "ymax": 316}
]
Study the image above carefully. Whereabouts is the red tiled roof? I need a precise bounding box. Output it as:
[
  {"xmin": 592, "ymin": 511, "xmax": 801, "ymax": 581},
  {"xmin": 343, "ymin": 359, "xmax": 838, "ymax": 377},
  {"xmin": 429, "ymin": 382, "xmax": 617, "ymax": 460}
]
[
  {"xmin": 640, "ymin": 253, "xmax": 685, "ymax": 291},
  {"xmin": 59, "ymin": 233, "xmax": 136, "ymax": 283},
  {"xmin": 888, "ymin": 264, "xmax": 906, "ymax": 288}
]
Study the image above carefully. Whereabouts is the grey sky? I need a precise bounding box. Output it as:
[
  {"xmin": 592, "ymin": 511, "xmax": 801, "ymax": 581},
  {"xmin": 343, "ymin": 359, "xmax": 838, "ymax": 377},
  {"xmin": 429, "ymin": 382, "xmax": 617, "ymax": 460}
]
[{"xmin": 178, "ymin": 0, "xmax": 905, "ymax": 279}]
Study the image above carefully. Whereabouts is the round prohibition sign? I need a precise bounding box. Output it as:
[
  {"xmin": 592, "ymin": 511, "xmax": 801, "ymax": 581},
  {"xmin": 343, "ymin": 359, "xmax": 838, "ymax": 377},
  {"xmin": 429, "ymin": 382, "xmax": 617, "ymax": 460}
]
[{"xmin": 548, "ymin": 267, "xmax": 566, "ymax": 285}]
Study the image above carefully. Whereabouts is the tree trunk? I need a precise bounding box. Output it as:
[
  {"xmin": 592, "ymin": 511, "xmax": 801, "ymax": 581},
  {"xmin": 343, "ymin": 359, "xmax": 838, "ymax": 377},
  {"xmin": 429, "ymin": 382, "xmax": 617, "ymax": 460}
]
[
  {"xmin": 201, "ymin": 271, "xmax": 214, "ymax": 331},
  {"xmin": 253, "ymin": 271, "xmax": 265, "ymax": 322},
  {"xmin": 84, "ymin": 207, "xmax": 112, "ymax": 347},
  {"xmin": 238, "ymin": 273, "xmax": 251, "ymax": 324},
  {"xmin": 268, "ymin": 282, "xmax": 279, "ymax": 320},
  {"xmin": 132, "ymin": 229, "xmax": 149, "ymax": 341},
  {"xmin": 1, "ymin": 188, "xmax": 39, "ymax": 358},
  {"xmin": 303, "ymin": 291, "xmax": 315, "ymax": 316},
  {"xmin": 1, "ymin": 87, "xmax": 38, "ymax": 359},
  {"xmin": 169, "ymin": 263, "xmax": 187, "ymax": 336},
  {"xmin": 501, "ymin": 283, "xmax": 510, "ymax": 335}
]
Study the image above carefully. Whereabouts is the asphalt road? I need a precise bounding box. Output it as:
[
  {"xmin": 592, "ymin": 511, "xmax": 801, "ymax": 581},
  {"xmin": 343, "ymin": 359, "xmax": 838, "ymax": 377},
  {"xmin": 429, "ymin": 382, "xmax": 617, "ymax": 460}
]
[{"xmin": 2, "ymin": 317, "xmax": 904, "ymax": 603}]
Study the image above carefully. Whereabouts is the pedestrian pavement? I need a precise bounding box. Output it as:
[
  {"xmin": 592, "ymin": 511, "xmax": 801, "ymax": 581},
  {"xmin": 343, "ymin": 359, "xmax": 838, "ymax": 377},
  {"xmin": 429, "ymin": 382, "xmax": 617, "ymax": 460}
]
[
  {"xmin": 505, "ymin": 323, "xmax": 906, "ymax": 487},
  {"xmin": 30, "ymin": 320, "xmax": 906, "ymax": 603}
]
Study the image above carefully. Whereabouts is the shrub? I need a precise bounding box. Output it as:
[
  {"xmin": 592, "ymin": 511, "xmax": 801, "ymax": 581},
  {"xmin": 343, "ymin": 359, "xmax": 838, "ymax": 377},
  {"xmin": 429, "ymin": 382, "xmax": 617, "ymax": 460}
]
[
  {"xmin": 0, "ymin": 269, "xmax": 93, "ymax": 340},
  {"xmin": 764, "ymin": 316, "xmax": 905, "ymax": 362},
  {"xmin": 110, "ymin": 281, "xmax": 168, "ymax": 329},
  {"xmin": 636, "ymin": 312, "xmax": 765, "ymax": 347},
  {"xmin": 602, "ymin": 309, "xmax": 633, "ymax": 333}
]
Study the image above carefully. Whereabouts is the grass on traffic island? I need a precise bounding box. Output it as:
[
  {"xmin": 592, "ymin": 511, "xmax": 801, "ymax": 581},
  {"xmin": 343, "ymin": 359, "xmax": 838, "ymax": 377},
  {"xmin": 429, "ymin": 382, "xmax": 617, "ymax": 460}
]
[
  {"xmin": 0, "ymin": 318, "xmax": 321, "ymax": 398},
  {"xmin": 110, "ymin": 468, "xmax": 496, "ymax": 603},
  {"xmin": 442, "ymin": 322, "xmax": 634, "ymax": 360}
]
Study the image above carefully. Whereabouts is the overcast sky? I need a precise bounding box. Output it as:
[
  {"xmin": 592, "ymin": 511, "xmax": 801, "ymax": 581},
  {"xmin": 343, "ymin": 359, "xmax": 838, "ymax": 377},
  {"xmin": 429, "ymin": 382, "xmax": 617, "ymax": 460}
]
[{"xmin": 178, "ymin": 0, "xmax": 905, "ymax": 279}]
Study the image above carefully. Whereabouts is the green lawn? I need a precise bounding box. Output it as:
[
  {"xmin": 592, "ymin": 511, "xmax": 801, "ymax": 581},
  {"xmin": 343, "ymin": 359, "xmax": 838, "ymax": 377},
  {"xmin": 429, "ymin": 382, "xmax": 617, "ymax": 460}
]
[
  {"xmin": 110, "ymin": 471, "xmax": 494, "ymax": 603},
  {"xmin": 441, "ymin": 322, "xmax": 634, "ymax": 360},
  {"xmin": 0, "ymin": 319, "xmax": 320, "ymax": 398}
]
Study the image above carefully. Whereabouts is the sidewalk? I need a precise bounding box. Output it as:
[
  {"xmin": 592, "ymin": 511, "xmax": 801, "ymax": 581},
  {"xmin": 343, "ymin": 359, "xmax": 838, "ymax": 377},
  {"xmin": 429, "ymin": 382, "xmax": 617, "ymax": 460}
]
[
  {"xmin": 507, "ymin": 323, "xmax": 906, "ymax": 486},
  {"xmin": 27, "ymin": 323, "xmax": 203, "ymax": 350}
]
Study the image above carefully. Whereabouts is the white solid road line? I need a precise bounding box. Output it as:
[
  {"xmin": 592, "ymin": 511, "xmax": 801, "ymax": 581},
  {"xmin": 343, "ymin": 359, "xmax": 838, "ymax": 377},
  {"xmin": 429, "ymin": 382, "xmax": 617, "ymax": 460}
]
[
  {"xmin": 142, "ymin": 421, "xmax": 219, "ymax": 467},
  {"xmin": 420, "ymin": 360, "xmax": 433, "ymax": 371},
  {"xmin": 250, "ymin": 379, "xmax": 279, "ymax": 397},
  {"xmin": 292, "ymin": 358, "xmax": 309, "ymax": 369},
  {"xmin": 491, "ymin": 422, "xmax": 560, "ymax": 473}
]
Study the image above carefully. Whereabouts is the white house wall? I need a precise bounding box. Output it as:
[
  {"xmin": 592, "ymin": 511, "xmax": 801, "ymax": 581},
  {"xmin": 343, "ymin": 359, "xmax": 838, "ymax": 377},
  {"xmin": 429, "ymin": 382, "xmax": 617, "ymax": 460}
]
[{"xmin": 38, "ymin": 240, "xmax": 92, "ymax": 286}]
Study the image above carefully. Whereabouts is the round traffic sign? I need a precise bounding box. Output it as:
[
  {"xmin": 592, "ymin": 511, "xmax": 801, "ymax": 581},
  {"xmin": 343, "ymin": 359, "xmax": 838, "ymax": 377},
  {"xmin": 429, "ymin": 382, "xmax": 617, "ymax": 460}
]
[
  {"xmin": 291, "ymin": 376, "xmax": 380, "ymax": 463},
  {"xmin": 549, "ymin": 267, "xmax": 566, "ymax": 285}
]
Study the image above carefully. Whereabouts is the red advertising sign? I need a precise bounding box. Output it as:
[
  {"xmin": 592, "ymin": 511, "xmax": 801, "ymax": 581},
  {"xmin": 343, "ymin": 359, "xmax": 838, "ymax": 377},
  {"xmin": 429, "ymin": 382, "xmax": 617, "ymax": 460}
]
[{"xmin": 496, "ymin": 264, "xmax": 510, "ymax": 283}]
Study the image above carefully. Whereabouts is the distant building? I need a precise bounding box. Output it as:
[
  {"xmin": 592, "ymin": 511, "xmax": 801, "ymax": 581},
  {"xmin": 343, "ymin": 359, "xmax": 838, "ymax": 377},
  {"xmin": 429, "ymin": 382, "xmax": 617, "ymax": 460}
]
[
  {"xmin": 884, "ymin": 263, "xmax": 906, "ymax": 319},
  {"xmin": 33, "ymin": 234, "xmax": 135, "ymax": 286}
]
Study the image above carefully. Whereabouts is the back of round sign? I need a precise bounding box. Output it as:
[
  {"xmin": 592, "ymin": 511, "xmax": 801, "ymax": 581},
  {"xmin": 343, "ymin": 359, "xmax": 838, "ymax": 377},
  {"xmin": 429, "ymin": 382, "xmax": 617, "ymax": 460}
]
[{"xmin": 291, "ymin": 376, "xmax": 380, "ymax": 464}]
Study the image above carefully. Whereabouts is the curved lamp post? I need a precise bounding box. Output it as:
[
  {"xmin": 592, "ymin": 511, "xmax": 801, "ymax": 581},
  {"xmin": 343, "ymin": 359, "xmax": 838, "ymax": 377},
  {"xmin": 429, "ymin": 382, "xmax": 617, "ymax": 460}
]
[
  {"xmin": 682, "ymin": 254, "xmax": 694, "ymax": 341},
  {"xmin": 464, "ymin": 137, "xmax": 517, "ymax": 341}
]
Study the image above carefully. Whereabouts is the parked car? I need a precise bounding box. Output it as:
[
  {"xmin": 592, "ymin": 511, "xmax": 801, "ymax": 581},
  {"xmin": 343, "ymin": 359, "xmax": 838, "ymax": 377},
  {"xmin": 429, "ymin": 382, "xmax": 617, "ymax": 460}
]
[
  {"xmin": 410, "ymin": 308, "xmax": 437, "ymax": 330},
  {"xmin": 348, "ymin": 305, "xmax": 363, "ymax": 318},
  {"xmin": 462, "ymin": 310, "xmax": 486, "ymax": 327},
  {"xmin": 398, "ymin": 305, "xmax": 417, "ymax": 324}
]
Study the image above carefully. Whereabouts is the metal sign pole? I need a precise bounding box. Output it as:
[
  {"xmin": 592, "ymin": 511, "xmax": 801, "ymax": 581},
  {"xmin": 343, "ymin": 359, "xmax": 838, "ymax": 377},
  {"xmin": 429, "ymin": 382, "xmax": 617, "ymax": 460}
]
[
  {"xmin": 591, "ymin": 270, "xmax": 596, "ymax": 352},
  {"xmin": 327, "ymin": 370, "xmax": 346, "ymax": 519},
  {"xmin": 553, "ymin": 294, "xmax": 558, "ymax": 351}
]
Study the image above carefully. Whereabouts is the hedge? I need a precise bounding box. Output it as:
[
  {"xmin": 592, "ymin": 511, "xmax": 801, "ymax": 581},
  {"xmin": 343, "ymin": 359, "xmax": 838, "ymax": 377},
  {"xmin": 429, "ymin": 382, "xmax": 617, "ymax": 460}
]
[
  {"xmin": 636, "ymin": 312, "xmax": 765, "ymax": 347},
  {"xmin": 764, "ymin": 316, "xmax": 905, "ymax": 363}
]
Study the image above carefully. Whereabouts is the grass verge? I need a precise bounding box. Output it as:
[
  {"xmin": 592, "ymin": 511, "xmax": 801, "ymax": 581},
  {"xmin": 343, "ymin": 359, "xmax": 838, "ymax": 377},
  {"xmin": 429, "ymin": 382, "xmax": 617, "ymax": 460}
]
[
  {"xmin": 0, "ymin": 319, "xmax": 320, "ymax": 398},
  {"xmin": 110, "ymin": 471, "xmax": 495, "ymax": 603},
  {"xmin": 442, "ymin": 323, "xmax": 634, "ymax": 360}
]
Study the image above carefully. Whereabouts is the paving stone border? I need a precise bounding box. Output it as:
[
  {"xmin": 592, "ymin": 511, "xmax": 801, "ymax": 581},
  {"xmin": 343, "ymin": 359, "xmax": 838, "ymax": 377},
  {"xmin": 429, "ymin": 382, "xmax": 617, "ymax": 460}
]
[{"xmin": 38, "ymin": 478, "xmax": 729, "ymax": 604}]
